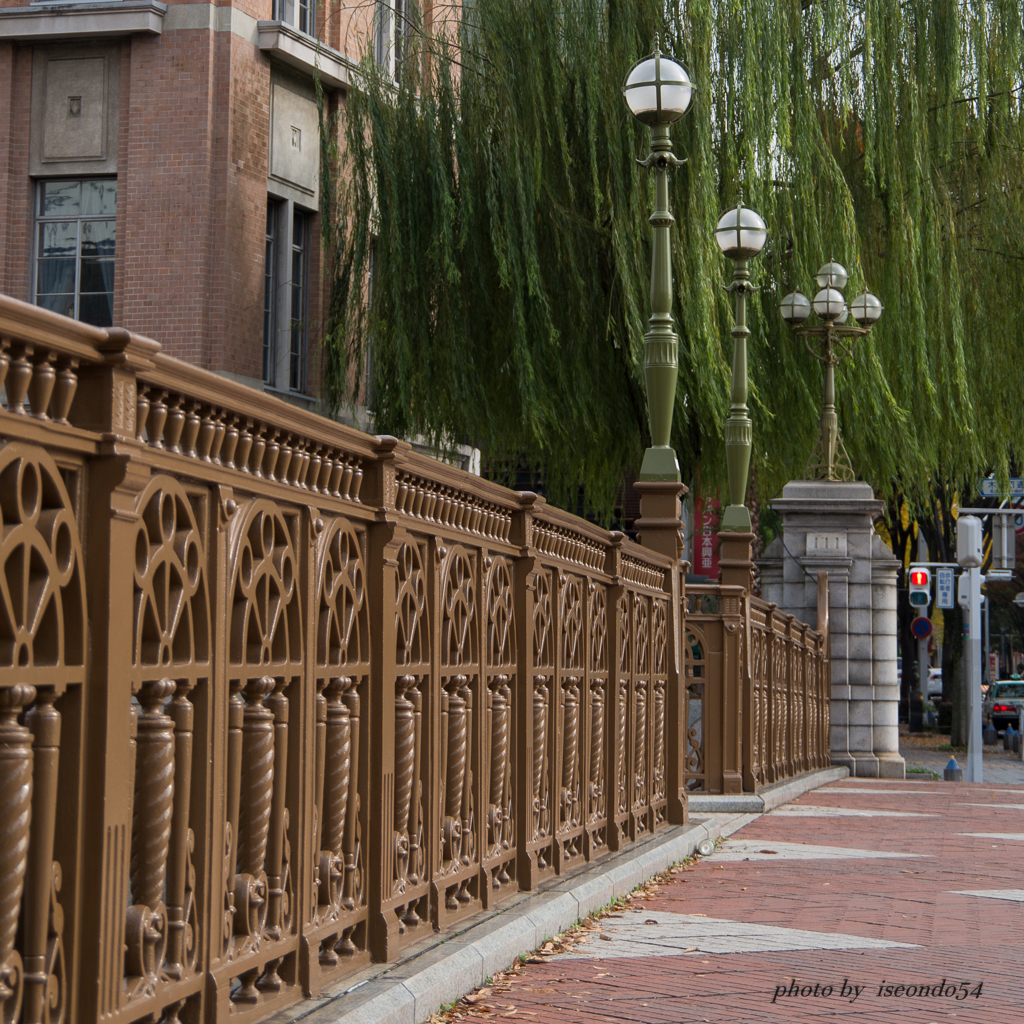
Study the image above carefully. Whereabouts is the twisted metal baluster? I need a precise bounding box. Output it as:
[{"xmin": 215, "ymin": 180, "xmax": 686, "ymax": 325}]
[
  {"xmin": 164, "ymin": 679, "xmax": 195, "ymax": 979},
  {"xmin": 393, "ymin": 677, "xmax": 416, "ymax": 895},
  {"xmin": 341, "ymin": 679, "xmax": 361, "ymax": 913},
  {"xmin": 233, "ymin": 677, "xmax": 274, "ymax": 940},
  {"xmin": 532, "ymin": 677, "xmax": 549, "ymax": 862},
  {"xmin": 0, "ymin": 685, "xmax": 36, "ymax": 1023},
  {"xmin": 320, "ymin": 678, "xmax": 351, "ymax": 913},
  {"xmin": 488, "ymin": 677, "xmax": 509, "ymax": 861},
  {"xmin": 312, "ymin": 679, "xmax": 327, "ymax": 918},
  {"xmin": 561, "ymin": 679, "xmax": 580, "ymax": 829},
  {"xmin": 264, "ymin": 679, "xmax": 290, "ymax": 941},
  {"xmin": 126, "ymin": 678, "xmax": 176, "ymax": 983},
  {"xmin": 589, "ymin": 680, "xmax": 604, "ymax": 822},
  {"xmin": 22, "ymin": 688, "xmax": 61, "ymax": 1024},
  {"xmin": 444, "ymin": 679, "xmax": 467, "ymax": 884},
  {"xmin": 634, "ymin": 682, "xmax": 648, "ymax": 806},
  {"xmin": 457, "ymin": 676, "xmax": 473, "ymax": 875}
]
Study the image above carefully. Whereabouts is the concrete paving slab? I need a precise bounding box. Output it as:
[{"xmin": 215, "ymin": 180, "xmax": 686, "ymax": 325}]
[
  {"xmin": 556, "ymin": 909, "xmax": 919, "ymax": 960},
  {"xmin": 710, "ymin": 839, "xmax": 925, "ymax": 862}
]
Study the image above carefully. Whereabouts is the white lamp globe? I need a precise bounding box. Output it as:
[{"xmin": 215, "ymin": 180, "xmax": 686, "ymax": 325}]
[
  {"xmin": 814, "ymin": 261, "xmax": 849, "ymax": 290},
  {"xmin": 812, "ymin": 288, "xmax": 846, "ymax": 320},
  {"xmin": 779, "ymin": 291, "xmax": 812, "ymax": 325},
  {"xmin": 714, "ymin": 202, "xmax": 768, "ymax": 259},
  {"xmin": 622, "ymin": 49, "xmax": 694, "ymax": 125},
  {"xmin": 850, "ymin": 292, "xmax": 883, "ymax": 325}
]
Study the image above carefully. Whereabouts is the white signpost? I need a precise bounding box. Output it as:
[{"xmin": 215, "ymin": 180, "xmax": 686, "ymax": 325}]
[{"xmin": 936, "ymin": 566, "xmax": 955, "ymax": 610}]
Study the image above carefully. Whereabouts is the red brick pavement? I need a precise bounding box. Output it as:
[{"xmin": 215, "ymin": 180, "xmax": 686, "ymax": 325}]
[{"xmin": 485, "ymin": 780, "xmax": 1024, "ymax": 1023}]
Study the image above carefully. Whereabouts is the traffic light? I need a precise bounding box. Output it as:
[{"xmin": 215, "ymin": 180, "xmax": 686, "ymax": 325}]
[
  {"xmin": 909, "ymin": 567, "xmax": 931, "ymax": 608},
  {"xmin": 957, "ymin": 515, "xmax": 983, "ymax": 568}
]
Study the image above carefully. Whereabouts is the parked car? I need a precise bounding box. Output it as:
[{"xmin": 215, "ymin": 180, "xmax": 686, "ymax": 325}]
[
  {"xmin": 898, "ymin": 665, "xmax": 944, "ymax": 700},
  {"xmin": 983, "ymin": 681, "xmax": 1024, "ymax": 732}
]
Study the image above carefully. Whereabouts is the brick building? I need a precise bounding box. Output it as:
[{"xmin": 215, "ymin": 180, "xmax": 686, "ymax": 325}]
[{"xmin": 0, "ymin": 0, "xmax": 414, "ymax": 409}]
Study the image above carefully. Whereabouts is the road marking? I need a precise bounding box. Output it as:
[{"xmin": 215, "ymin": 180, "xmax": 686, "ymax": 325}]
[
  {"xmin": 710, "ymin": 840, "xmax": 924, "ymax": 862},
  {"xmin": 950, "ymin": 889, "xmax": 1024, "ymax": 903},
  {"xmin": 822, "ymin": 787, "xmax": 947, "ymax": 795},
  {"xmin": 965, "ymin": 803, "xmax": 1024, "ymax": 809},
  {"xmin": 770, "ymin": 806, "xmax": 936, "ymax": 818},
  {"xmin": 558, "ymin": 911, "xmax": 919, "ymax": 960},
  {"xmin": 955, "ymin": 832, "xmax": 1024, "ymax": 840}
]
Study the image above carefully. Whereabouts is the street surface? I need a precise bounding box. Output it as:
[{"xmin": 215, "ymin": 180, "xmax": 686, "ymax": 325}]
[{"xmin": 438, "ymin": 775, "xmax": 1024, "ymax": 1023}]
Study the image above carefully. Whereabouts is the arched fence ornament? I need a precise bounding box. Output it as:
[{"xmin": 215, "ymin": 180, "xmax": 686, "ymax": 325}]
[
  {"xmin": 124, "ymin": 477, "xmax": 210, "ymax": 1013},
  {"xmin": 0, "ymin": 443, "xmax": 87, "ymax": 1024}
]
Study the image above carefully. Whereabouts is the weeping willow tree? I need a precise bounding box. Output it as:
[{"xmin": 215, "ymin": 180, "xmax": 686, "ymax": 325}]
[{"xmin": 321, "ymin": 0, "xmax": 1024, "ymax": 517}]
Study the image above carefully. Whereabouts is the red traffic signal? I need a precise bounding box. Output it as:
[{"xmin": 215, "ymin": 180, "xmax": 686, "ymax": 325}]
[{"xmin": 909, "ymin": 566, "xmax": 932, "ymax": 607}]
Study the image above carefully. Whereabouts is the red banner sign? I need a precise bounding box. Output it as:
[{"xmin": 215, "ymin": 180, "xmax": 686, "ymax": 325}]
[{"xmin": 693, "ymin": 495, "xmax": 721, "ymax": 579}]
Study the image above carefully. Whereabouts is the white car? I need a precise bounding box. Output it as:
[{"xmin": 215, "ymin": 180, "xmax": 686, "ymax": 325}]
[{"xmin": 898, "ymin": 665, "xmax": 943, "ymax": 700}]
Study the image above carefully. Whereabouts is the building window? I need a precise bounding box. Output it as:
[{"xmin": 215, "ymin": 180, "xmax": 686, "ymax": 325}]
[
  {"xmin": 273, "ymin": 0, "xmax": 315, "ymax": 36},
  {"xmin": 376, "ymin": 0, "xmax": 412, "ymax": 81},
  {"xmin": 263, "ymin": 200, "xmax": 281, "ymax": 384},
  {"xmin": 289, "ymin": 210, "xmax": 309, "ymax": 392},
  {"xmin": 34, "ymin": 179, "xmax": 116, "ymax": 327},
  {"xmin": 263, "ymin": 196, "xmax": 312, "ymax": 394}
]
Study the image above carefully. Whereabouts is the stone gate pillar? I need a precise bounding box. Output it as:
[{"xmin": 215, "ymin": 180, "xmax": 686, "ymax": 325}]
[{"xmin": 759, "ymin": 481, "xmax": 904, "ymax": 778}]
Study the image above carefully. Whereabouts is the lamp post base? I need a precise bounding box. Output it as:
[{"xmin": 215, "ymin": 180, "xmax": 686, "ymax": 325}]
[
  {"xmin": 638, "ymin": 445, "xmax": 681, "ymax": 483},
  {"xmin": 719, "ymin": 503, "xmax": 752, "ymax": 533}
]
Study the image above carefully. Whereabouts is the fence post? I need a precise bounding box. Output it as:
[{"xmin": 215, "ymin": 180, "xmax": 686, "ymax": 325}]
[
  {"xmin": 513, "ymin": 493, "xmax": 541, "ymax": 889},
  {"xmin": 605, "ymin": 535, "xmax": 627, "ymax": 847},
  {"xmin": 364, "ymin": 436, "xmax": 402, "ymax": 962},
  {"xmin": 75, "ymin": 331, "xmax": 162, "ymax": 1022},
  {"xmin": 632, "ymin": 482, "xmax": 687, "ymax": 820}
]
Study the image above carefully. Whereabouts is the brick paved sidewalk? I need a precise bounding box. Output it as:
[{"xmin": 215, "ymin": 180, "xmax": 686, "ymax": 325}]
[{"xmin": 461, "ymin": 779, "xmax": 1024, "ymax": 1023}]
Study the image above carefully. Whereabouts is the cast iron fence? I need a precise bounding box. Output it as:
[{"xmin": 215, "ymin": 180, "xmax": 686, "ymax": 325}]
[{"xmin": 0, "ymin": 294, "xmax": 826, "ymax": 1024}]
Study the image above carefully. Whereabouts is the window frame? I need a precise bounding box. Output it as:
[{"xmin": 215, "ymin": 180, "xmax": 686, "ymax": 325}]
[
  {"xmin": 272, "ymin": 0, "xmax": 316, "ymax": 37},
  {"xmin": 263, "ymin": 194, "xmax": 314, "ymax": 396},
  {"xmin": 288, "ymin": 208, "xmax": 310, "ymax": 393},
  {"xmin": 263, "ymin": 199, "xmax": 282, "ymax": 385},
  {"xmin": 375, "ymin": 0, "xmax": 413, "ymax": 81},
  {"xmin": 32, "ymin": 176, "xmax": 117, "ymax": 327}
]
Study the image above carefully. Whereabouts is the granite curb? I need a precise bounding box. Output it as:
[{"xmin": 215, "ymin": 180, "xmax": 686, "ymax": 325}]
[
  {"xmin": 687, "ymin": 765, "xmax": 850, "ymax": 814},
  {"xmin": 274, "ymin": 766, "xmax": 843, "ymax": 1024},
  {"xmin": 285, "ymin": 817, "xmax": 738, "ymax": 1024}
]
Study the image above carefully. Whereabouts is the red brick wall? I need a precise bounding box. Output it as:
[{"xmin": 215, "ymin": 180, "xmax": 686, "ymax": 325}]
[
  {"xmin": 0, "ymin": 44, "xmax": 34, "ymax": 302},
  {"xmin": 0, "ymin": 1, "xmax": 384, "ymax": 403}
]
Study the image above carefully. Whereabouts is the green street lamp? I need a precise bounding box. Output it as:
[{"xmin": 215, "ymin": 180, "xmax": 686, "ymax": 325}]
[
  {"xmin": 715, "ymin": 199, "xmax": 767, "ymax": 532},
  {"xmin": 622, "ymin": 40, "xmax": 694, "ymax": 482},
  {"xmin": 780, "ymin": 262, "xmax": 883, "ymax": 481}
]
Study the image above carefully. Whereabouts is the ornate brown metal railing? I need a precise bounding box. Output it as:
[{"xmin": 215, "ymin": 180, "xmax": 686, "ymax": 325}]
[
  {"xmin": 0, "ymin": 296, "xmax": 694, "ymax": 1024},
  {"xmin": 0, "ymin": 295, "xmax": 827, "ymax": 1024},
  {"xmin": 683, "ymin": 579, "xmax": 830, "ymax": 794}
]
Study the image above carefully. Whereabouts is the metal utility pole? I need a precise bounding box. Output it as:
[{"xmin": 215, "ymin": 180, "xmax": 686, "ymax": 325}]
[
  {"xmin": 984, "ymin": 589, "xmax": 991, "ymax": 685},
  {"xmin": 957, "ymin": 516, "xmax": 984, "ymax": 782}
]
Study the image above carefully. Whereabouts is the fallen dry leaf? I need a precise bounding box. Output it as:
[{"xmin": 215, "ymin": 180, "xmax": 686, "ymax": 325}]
[
  {"xmin": 599, "ymin": 933, "xmax": 613, "ymax": 941},
  {"xmin": 758, "ymin": 850, "xmax": 778, "ymax": 855},
  {"xmin": 644, "ymin": 919, "xmax": 658, "ymax": 925}
]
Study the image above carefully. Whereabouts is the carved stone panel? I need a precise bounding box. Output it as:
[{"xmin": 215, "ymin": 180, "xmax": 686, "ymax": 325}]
[
  {"xmin": 269, "ymin": 75, "xmax": 320, "ymax": 204},
  {"xmin": 31, "ymin": 46, "xmax": 120, "ymax": 176}
]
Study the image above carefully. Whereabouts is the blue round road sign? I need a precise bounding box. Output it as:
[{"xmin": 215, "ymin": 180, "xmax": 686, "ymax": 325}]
[{"xmin": 910, "ymin": 616, "xmax": 933, "ymax": 640}]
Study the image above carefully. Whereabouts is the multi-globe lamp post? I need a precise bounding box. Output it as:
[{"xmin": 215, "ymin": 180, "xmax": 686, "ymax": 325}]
[
  {"xmin": 621, "ymin": 39, "xmax": 693, "ymax": 483},
  {"xmin": 714, "ymin": 199, "xmax": 768, "ymax": 532},
  {"xmin": 780, "ymin": 264, "xmax": 883, "ymax": 481}
]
